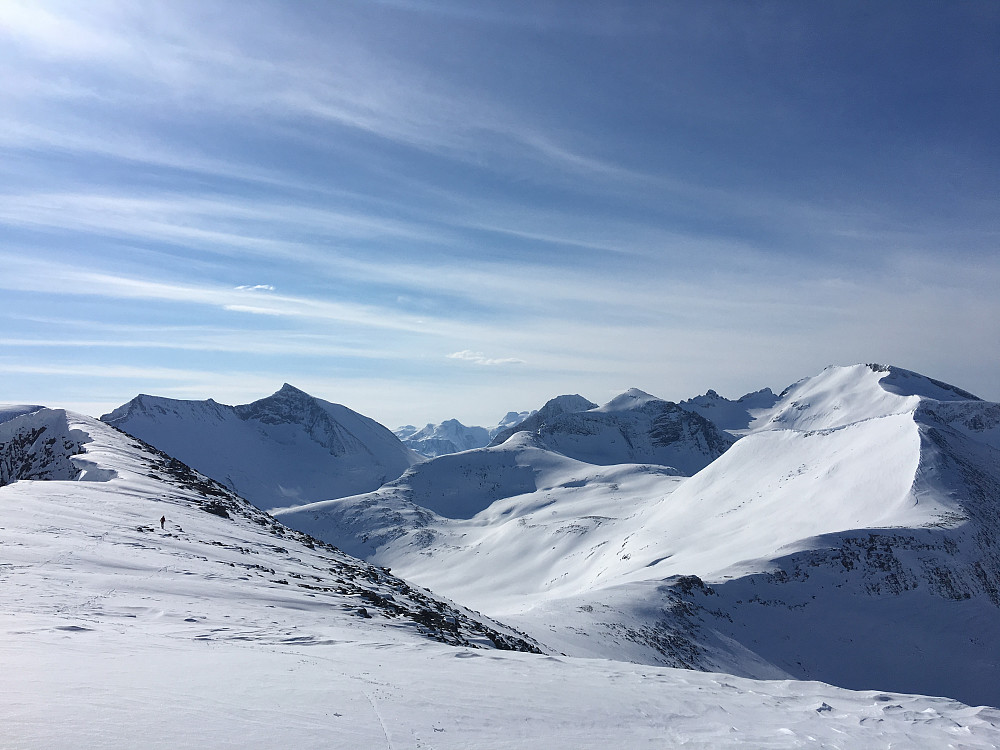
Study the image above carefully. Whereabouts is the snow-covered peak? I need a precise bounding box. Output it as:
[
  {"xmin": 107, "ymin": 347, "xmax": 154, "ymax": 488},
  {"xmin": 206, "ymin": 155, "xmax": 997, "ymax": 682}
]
[
  {"xmin": 102, "ymin": 387, "xmax": 418, "ymax": 509},
  {"xmin": 493, "ymin": 410, "xmax": 535, "ymax": 437},
  {"xmin": 489, "ymin": 395, "xmax": 597, "ymax": 447},
  {"xmin": 485, "ymin": 390, "xmax": 730, "ymax": 473},
  {"xmin": 750, "ymin": 364, "xmax": 986, "ymax": 434},
  {"xmin": 394, "ymin": 418, "xmax": 491, "ymax": 459},
  {"xmin": 596, "ymin": 388, "xmax": 661, "ymax": 413}
]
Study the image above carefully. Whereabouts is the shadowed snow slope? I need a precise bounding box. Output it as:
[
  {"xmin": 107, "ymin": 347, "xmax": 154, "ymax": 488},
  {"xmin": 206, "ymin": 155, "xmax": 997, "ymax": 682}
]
[
  {"xmin": 679, "ymin": 387, "xmax": 779, "ymax": 434},
  {"xmin": 102, "ymin": 383, "xmax": 419, "ymax": 509},
  {"xmin": 275, "ymin": 364, "xmax": 1000, "ymax": 708},
  {"xmin": 5, "ymin": 406, "xmax": 1000, "ymax": 748}
]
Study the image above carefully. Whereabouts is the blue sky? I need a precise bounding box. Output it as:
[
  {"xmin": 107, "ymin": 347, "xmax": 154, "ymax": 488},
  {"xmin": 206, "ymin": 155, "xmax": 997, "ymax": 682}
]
[{"xmin": 1, "ymin": 0, "xmax": 998, "ymax": 427}]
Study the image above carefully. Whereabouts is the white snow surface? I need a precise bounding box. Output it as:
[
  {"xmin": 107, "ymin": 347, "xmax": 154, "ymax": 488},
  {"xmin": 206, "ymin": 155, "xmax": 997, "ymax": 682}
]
[
  {"xmin": 7, "ymin": 405, "xmax": 999, "ymax": 747},
  {"xmin": 101, "ymin": 383, "xmax": 419, "ymax": 508},
  {"xmin": 276, "ymin": 364, "xmax": 1000, "ymax": 707}
]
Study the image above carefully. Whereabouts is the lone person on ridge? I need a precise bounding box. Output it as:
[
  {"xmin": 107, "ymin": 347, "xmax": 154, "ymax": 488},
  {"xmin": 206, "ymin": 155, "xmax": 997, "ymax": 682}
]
[{"xmin": 160, "ymin": 515, "xmax": 166, "ymax": 530}]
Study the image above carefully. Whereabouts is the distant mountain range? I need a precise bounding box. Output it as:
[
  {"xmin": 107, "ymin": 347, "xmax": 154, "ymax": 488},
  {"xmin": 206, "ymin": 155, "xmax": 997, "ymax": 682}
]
[
  {"xmin": 395, "ymin": 410, "xmax": 534, "ymax": 458},
  {"xmin": 15, "ymin": 363, "xmax": 988, "ymax": 709},
  {"xmin": 5, "ymin": 362, "xmax": 1000, "ymax": 739},
  {"xmin": 272, "ymin": 365, "xmax": 1000, "ymax": 707}
]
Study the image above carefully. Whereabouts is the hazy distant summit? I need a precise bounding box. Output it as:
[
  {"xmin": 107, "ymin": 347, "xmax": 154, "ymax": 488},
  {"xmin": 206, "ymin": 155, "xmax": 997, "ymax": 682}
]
[{"xmin": 396, "ymin": 410, "xmax": 537, "ymax": 459}]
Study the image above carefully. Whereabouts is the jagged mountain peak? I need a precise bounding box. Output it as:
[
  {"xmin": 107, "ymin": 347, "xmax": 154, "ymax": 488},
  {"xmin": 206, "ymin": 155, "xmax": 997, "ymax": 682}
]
[{"xmin": 489, "ymin": 394, "xmax": 597, "ymax": 447}]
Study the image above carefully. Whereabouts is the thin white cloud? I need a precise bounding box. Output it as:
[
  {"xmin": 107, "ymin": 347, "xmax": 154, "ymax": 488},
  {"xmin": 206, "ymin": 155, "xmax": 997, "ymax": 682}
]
[
  {"xmin": 235, "ymin": 284, "xmax": 275, "ymax": 292},
  {"xmin": 447, "ymin": 350, "xmax": 525, "ymax": 366}
]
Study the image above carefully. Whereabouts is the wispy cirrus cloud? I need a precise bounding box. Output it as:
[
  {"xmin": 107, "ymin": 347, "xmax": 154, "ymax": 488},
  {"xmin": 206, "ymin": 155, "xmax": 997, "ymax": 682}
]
[{"xmin": 447, "ymin": 350, "xmax": 525, "ymax": 367}]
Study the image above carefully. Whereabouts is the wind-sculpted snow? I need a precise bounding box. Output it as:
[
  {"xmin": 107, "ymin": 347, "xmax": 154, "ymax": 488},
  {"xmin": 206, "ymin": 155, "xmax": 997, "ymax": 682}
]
[
  {"xmin": 102, "ymin": 384, "xmax": 418, "ymax": 508},
  {"xmin": 0, "ymin": 404, "xmax": 44, "ymax": 425}
]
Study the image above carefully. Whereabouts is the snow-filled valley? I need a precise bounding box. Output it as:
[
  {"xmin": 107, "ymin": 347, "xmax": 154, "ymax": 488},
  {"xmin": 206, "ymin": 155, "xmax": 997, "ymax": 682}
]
[{"xmin": 5, "ymin": 363, "xmax": 1000, "ymax": 747}]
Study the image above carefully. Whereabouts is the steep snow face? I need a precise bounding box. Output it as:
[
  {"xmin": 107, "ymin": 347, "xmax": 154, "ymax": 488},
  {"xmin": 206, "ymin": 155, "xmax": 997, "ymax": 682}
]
[
  {"xmin": 0, "ymin": 404, "xmax": 45, "ymax": 425},
  {"xmin": 751, "ymin": 364, "xmax": 926, "ymax": 432},
  {"xmin": 680, "ymin": 387, "xmax": 779, "ymax": 434},
  {"xmin": 491, "ymin": 390, "xmax": 732, "ymax": 475},
  {"xmin": 395, "ymin": 419, "xmax": 491, "ymax": 458},
  {"xmin": 102, "ymin": 385, "xmax": 419, "ymax": 509},
  {"xmin": 0, "ymin": 407, "xmax": 91, "ymax": 484}
]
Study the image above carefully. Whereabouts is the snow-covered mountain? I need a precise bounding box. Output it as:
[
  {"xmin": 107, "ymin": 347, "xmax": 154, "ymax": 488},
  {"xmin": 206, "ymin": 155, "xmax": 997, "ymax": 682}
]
[
  {"xmin": 395, "ymin": 419, "xmax": 491, "ymax": 458},
  {"xmin": 0, "ymin": 405, "xmax": 535, "ymax": 651},
  {"xmin": 492, "ymin": 409, "xmax": 535, "ymax": 437},
  {"xmin": 102, "ymin": 383, "xmax": 419, "ymax": 509},
  {"xmin": 488, "ymin": 389, "xmax": 733, "ymax": 474},
  {"xmin": 679, "ymin": 386, "xmax": 779, "ymax": 434},
  {"xmin": 274, "ymin": 364, "xmax": 1000, "ymax": 708},
  {"xmin": 395, "ymin": 409, "xmax": 539, "ymax": 458},
  {"xmin": 6, "ymin": 401, "xmax": 1000, "ymax": 747}
]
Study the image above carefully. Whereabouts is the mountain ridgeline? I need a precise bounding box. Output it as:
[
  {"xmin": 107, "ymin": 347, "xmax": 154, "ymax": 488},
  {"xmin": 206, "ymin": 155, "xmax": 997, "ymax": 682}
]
[
  {"xmin": 101, "ymin": 384, "xmax": 419, "ymax": 510},
  {"xmin": 87, "ymin": 364, "xmax": 1000, "ymax": 707}
]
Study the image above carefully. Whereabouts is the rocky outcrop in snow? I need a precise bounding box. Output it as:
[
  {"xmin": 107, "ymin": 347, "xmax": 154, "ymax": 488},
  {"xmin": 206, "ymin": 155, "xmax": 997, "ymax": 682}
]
[{"xmin": 0, "ymin": 408, "xmax": 87, "ymax": 485}]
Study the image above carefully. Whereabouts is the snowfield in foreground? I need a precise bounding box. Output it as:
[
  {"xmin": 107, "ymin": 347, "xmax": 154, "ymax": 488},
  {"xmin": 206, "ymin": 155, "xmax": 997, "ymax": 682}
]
[{"xmin": 8, "ymin": 621, "xmax": 1000, "ymax": 750}]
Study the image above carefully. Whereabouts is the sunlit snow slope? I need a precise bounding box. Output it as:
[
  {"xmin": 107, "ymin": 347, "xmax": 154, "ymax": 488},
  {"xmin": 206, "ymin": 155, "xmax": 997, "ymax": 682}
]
[
  {"xmin": 9, "ymin": 405, "xmax": 1000, "ymax": 748},
  {"xmin": 276, "ymin": 364, "xmax": 1000, "ymax": 707},
  {"xmin": 102, "ymin": 383, "xmax": 419, "ymax": 508}
]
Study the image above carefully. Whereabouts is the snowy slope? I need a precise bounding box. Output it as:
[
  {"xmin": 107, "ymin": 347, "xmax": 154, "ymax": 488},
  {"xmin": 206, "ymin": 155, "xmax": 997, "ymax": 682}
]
[
  {"xmin": 7, "ymin": 405, "xmax": 998, "ymax": 747},
  {"xmin": 489, "ymin": 389, "xmax": 733, "ymax": 474},
  {"xmin": 275, "ymin": 364, "xmax": 1000, "ymax": 707},
  {"xmin": 0, "ymin": 407, "xmax": 538, "ymax": 651},
  {"xmin": 102, "ymin": 384, "xmax": 419, "ymax": 509}
]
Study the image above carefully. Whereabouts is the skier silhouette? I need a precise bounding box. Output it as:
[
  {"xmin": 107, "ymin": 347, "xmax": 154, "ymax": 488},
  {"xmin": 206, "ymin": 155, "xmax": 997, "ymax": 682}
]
[{"xmin": 160, "ymin": 515, "xmax": 166, "ymax": 530}]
